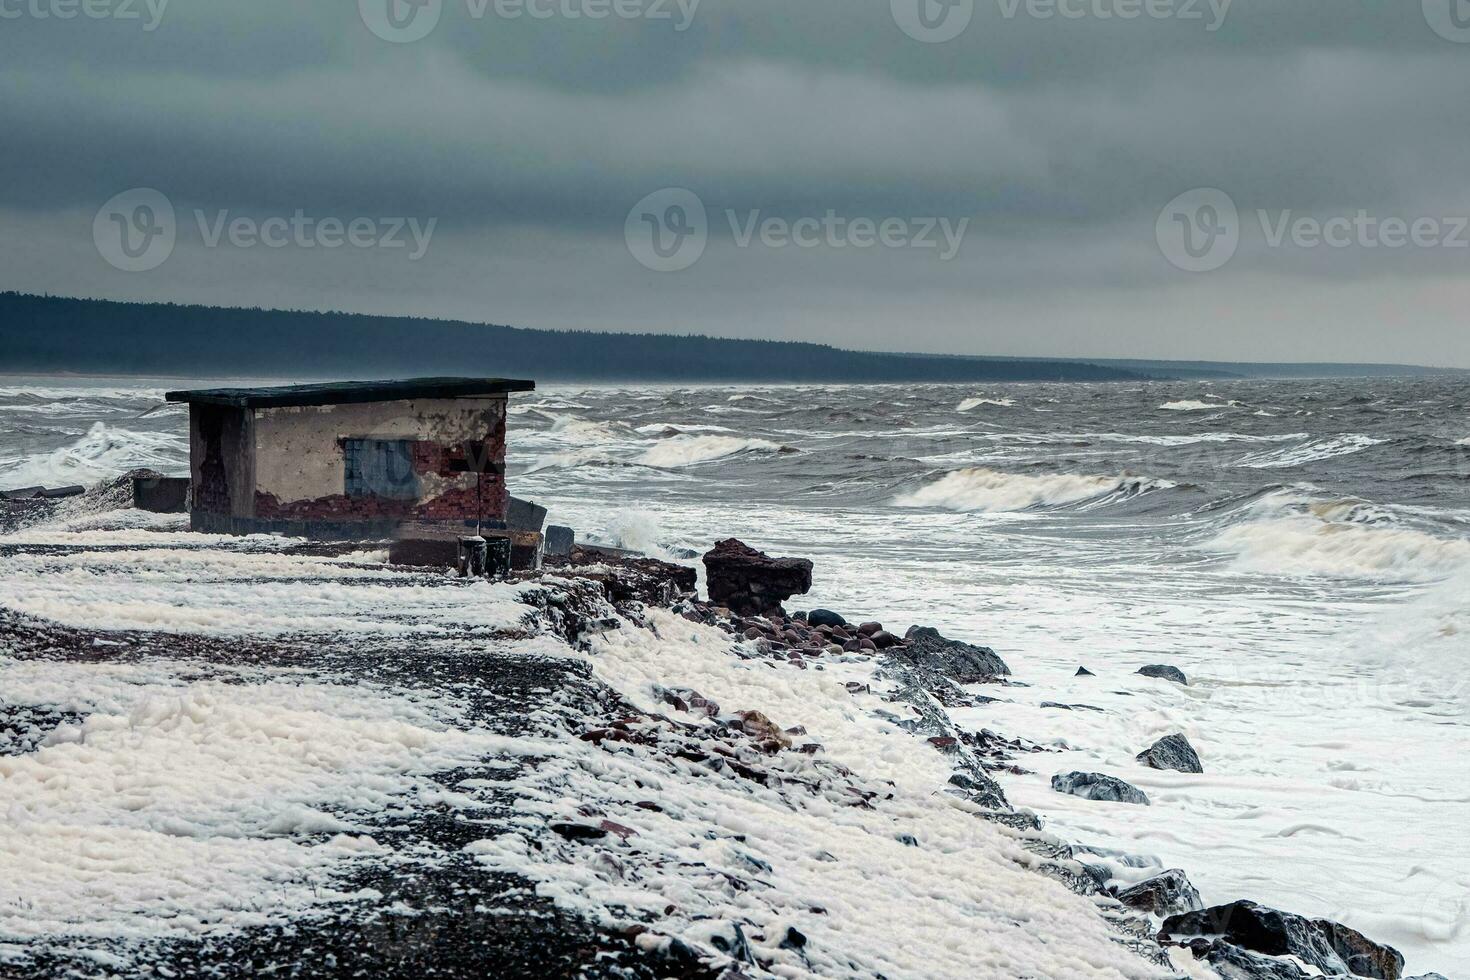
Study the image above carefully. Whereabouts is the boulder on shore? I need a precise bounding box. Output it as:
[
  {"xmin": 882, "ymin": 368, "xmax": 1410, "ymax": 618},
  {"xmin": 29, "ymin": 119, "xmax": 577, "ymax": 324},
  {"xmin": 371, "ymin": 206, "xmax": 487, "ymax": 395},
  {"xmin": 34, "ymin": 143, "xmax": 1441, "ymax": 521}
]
[
  {"xmin": 1137, "ymin": 664, "xmax": 1188, "ymax": 685},
  {"xmin": 896, "ymin": 626, "xmax": 1011, "ymax": 680},
  {"xmin": 805, "ymin": 608, "xmax": 847, "ymax": 628},
  {"xmin": 1161, "ymin": 900, "xmax": 1405, "ymax": 980},
  {"xmin": 701, "ymin": 539, "xmax": 813, "ymax": 616},
  {"xmin": 1114, "ymin": 869, "xmax": 1203, "ymax": 917},
  {"xmin": 1137, "ymin": 733, "xmax": 1203, "ymax": 773},
  {"xmin": 1051, "ymin": 771, "xmax": 1150, "ymax": 805}
]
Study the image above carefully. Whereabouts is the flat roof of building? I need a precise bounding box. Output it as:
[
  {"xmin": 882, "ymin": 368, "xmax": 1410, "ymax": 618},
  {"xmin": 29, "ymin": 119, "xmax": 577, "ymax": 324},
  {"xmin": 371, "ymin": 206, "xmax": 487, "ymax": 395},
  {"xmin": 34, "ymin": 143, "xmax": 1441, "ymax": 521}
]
[{"xmin": 165, "ymin": 377, "xmax": 536, "ymax": 409}]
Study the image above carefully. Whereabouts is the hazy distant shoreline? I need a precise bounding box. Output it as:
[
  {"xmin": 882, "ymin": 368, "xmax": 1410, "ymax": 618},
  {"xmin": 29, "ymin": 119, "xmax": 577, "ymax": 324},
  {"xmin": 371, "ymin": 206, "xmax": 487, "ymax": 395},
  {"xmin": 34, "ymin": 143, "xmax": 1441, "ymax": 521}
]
[{"xmin": 4, "ymin": 292, "xmax": 1465, "ymax": 383}]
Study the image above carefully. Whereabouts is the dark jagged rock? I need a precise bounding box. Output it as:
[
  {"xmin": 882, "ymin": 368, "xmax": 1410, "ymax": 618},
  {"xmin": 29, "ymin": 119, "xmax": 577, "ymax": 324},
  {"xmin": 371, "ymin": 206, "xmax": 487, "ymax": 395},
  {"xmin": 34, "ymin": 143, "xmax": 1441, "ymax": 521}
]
[
  {"xmin": 1076, "ymin": 666, "xmax": 1095, "ymax": 676},
  {"xmin": 542, "ymin": 546, "xmax": 696, "ymax": 610},
  {"xmin": 1115, "ymin": 869, "xmax": 1203, "ymax": 917},
  {"xmin": 701, "ymin": 539, "xmax": 813, "ymax": 616},
  {"xmin": 1195, "ymin": 941, "xmax": 1317, "ymax": 979},
  {"xmin": 1161, "ymin": 901, "xmax": 1405, "ymax": 980},
  {"xmin": 1137, "ymin": 664, "xmax": 1188, "ymax": 685},
  {"xmin": 897, "ymin": 626, "xmax": 1011, "ymax": 680},
  {"xmin": 1051, "ymin": 771, "xmax": 1150, "ymax": 806},
  {"xmin": 806, "ymin": 608, "xmax": 847, "ymax": 628},
  {"xmin": 1137, "ymin": 733, "xmax": 1203, "ymax": 773}
]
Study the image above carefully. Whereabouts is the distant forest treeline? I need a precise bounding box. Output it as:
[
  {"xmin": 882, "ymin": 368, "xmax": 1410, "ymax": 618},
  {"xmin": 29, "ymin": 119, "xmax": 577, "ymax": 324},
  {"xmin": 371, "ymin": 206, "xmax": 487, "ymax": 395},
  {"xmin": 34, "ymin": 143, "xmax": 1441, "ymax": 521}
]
[{"xmin": 0, "ymin": 293, "xmax": 1153, "ymax": 382}]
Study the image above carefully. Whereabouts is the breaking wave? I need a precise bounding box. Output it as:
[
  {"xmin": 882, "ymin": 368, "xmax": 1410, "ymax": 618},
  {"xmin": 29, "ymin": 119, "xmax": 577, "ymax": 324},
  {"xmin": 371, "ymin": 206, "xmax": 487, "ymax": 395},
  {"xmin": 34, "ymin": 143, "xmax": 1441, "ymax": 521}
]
[
  {"xmin": 1235, "ymin": 435, "xmax": 1385, "ymax": 469},
  {"xmin": 893, "ymin": 467, "xmax": 1169, "ymax": 513},
  {"xmin": 957, "ymin": 397, "xmax": 1015, "ymax": 411},
  {"xmin": 1207, "ymin": 491, "xmax": 1470, "ymax": 580},
  {"xmin": 0, "ymin": 422, "xmax": 186, "ymax": 490},
  {"xmin": 547, "ymin": 415, "xmax": 632, "ymax": 446},
  {"xmin": 1159, "ymin": 399, "xmax": 1229, "ymax": 412},
  {"xmin": 1209, "ymin": 517, "xmax": 1470, "ymax": 580},
  {"xmin": 636, "ymin": 435, "xmax": 789, "ymax": 468}
]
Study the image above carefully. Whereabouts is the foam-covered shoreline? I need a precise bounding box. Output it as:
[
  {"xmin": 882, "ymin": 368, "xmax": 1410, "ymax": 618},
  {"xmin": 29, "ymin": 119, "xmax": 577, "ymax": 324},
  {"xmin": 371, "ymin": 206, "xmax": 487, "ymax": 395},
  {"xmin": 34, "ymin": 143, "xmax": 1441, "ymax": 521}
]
[
  {"xmin": 2, "ymin": 487, "xmax": 1450, "ymax": 979},
  {"xmin": 0, "ymin": 493, "xmax": 1213, "ymax": 979}
]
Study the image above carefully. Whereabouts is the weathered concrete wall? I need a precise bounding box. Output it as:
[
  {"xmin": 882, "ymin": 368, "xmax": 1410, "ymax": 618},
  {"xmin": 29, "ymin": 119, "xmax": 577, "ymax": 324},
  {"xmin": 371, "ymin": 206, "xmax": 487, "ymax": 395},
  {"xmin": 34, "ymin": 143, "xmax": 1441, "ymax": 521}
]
[
  {"xmin": 248, "ymin": 397, "xmax": 508, "ymax": 526},
  {"xmin": 188, "ymin": 404, "xmax": 253, "ymax": 520}
]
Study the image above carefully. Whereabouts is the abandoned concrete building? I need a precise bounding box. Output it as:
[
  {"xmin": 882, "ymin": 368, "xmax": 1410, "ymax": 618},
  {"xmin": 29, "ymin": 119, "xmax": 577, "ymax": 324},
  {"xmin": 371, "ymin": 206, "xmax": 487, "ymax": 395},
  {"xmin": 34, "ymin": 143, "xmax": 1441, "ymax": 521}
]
[{"xmin": 164, "ymin": 378, "xmax": 535, "ymax": 539}]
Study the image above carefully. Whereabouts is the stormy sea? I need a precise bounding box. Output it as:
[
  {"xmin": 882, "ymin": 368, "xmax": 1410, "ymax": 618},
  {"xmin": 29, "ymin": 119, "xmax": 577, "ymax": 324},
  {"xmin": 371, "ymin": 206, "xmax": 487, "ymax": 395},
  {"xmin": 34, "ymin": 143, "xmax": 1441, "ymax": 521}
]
[{"xmin": 1, "ymin": 374, "xmax": 1467, "ymax": 979}]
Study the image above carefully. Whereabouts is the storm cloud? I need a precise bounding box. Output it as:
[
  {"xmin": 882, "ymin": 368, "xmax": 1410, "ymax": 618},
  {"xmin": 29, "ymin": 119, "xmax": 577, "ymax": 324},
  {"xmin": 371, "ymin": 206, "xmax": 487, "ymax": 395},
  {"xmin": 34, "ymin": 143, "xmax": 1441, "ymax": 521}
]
[{"xmin": 3, "ymin": 0, "xmax": 1469, "ymax": 365}]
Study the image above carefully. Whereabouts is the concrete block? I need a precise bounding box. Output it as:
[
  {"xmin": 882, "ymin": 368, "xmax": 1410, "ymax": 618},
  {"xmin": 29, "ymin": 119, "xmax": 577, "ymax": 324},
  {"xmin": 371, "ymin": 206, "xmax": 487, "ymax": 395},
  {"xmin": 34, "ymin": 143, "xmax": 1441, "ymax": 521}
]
[
  {"xmin": 132, "ymin": 476, "xmax": 190, "ymax": 513},
  {"xmin": 388, "ymin": 537, "xmax": 459, "ymax": 568},
  {"xmin": 544, "ymin": 525, "xmax": 574, "ymax": 557},
  {"xmin": 507, "ymin": 496, "xmax": 548, "ymax": 533}
]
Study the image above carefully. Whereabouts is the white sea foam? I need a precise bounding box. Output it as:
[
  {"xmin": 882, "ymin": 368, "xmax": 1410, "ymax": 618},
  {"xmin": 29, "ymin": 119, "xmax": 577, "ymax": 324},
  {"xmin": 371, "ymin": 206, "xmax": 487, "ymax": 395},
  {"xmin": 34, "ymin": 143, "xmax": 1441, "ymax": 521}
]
[
  {"xmin": 635, "ymin": 434, "xmax": 786, "ymax": 468},
  {"xmin": 467, "ymin": 608, "xmax": 1187, "ymax": 980},
  {"xmin": 0, "ymin": 654, "xmax": 543, "ymax": 944},
  {"xmin": 0, "ymin": 422, "xmax": 186, "ymax": 489},
  {"xmin": 0, "ymin": 539, "xmax": 534, "ymax": 635},
  {"xmin": 894, "ymin": 467, "xmax": 1165, "ymax": 512},
  {"xmin": 600, "ymin": 510, "xmax": 678, "ymax": 560}
]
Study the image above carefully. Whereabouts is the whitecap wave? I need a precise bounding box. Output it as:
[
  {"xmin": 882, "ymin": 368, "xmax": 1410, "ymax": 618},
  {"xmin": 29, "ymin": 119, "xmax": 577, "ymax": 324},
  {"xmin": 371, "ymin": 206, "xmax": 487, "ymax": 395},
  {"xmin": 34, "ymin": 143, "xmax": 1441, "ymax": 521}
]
[
  {"xmin": 0, "ymin": 422, "xmax": 186, "ymax": 490},
  {"xmin": 524, "ymin": 449, "xmax": 630, "ymax": 473},
  {"xmin": 1159, "ymin": 399, "xmax": 1229, "ymax": 412},
  {"xmin": 632, "ymin": 423, "xmax": 737, "ymax": 436},
  {"xmin": 1209, "ymin": 515, "xmax": 1470, "ymax": 581},
  {"xmin": 547, "ymin": 415, "xmax": 631, "ymax": 446},
  {"xmin": 1235, "ymin": 435, "xmax": 1384, "ymax": 469},
  {"xmin": 636, "ymin": 435, "xmax": 787, "ymax": 468},
  {"xmin": 893, "ymin": 467, "xmax": 1167, "ymax": 513},
  {"xmin": 957, "ymin": 397, "xmax": 1015, "ymax": 411}
]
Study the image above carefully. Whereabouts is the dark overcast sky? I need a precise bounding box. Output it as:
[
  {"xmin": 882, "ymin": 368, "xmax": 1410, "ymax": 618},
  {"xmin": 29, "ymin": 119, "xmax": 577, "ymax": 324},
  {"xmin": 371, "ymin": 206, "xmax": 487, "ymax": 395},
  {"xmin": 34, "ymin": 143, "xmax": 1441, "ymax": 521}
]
[{"xmin": 3, "ymin": 0, "xmax": 1470, "ymax": 366}]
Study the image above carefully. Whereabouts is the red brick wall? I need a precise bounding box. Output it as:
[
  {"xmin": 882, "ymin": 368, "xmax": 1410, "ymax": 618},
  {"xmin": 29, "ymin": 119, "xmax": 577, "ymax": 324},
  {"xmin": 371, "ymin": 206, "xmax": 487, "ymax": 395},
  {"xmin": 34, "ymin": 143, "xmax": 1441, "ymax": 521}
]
[{"xmin": 254, "ymin": 433, "xmax": 508, "ymax": 524}]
